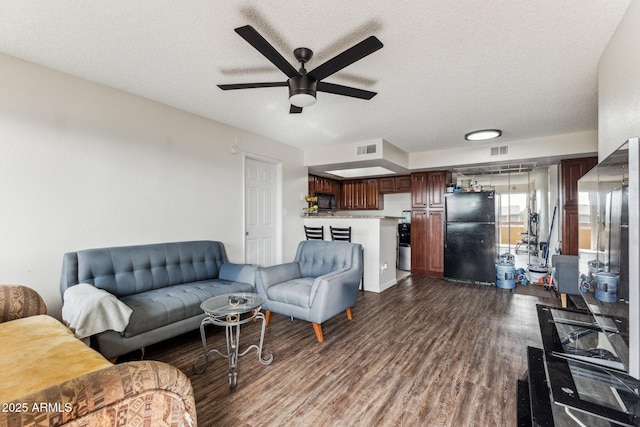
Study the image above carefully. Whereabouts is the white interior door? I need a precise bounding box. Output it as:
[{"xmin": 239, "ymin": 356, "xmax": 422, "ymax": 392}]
[{"xmin": 245, "ymin": 157, "xmax": 278, "ymax": 267}]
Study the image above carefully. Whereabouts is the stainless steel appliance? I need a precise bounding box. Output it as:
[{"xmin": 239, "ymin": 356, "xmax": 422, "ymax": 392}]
[
  {"xmin": 607, "ymin": 185, "xmax": 629, "ymax": 300},
  {"xmin": 315, "ymin": 192, "xmax": 336, "ymax": 211},
  {"xmin": 398, "ymin": 223, "xmax": 411, "ymax": 271},
  {"xmin": 444, "ymin": 192, "xmax": 498, "ymax": 284}
]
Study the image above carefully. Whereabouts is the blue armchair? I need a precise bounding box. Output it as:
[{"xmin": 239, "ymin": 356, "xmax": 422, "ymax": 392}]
[{"xmin": 255, "ymin": 240, "xmax": 363, "ymax": 342}]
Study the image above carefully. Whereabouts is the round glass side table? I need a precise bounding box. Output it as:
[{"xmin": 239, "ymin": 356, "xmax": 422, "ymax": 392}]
[{"xmin": 192, "ymin": 292, "xmax": 273, "ymax": 389}]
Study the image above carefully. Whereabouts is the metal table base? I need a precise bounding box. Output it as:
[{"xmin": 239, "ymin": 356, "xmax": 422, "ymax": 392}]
[{"xmin": 192, "ymin": 310, "xmax": 273, "ymax": 389}]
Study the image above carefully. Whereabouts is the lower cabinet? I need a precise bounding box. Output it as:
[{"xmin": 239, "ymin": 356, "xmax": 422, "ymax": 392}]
[
  {"xmin": 425, "ymin": 210, "xmax": 444, "ymax": 275},
  {"xmin": 411, "ymin": 209, "xmax": 444, "ymax": 277},
  {"xmin": 411, "ymin": 210, "xmax": 428, "ymax": 274}
]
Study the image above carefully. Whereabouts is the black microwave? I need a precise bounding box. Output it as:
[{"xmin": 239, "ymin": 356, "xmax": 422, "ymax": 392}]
[{"xmin": 315, "ymin": 193, "xmax": 336, "ymax": 210}]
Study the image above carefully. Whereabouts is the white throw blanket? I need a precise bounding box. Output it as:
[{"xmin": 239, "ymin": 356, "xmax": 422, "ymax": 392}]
[{"xmin": 62, "ymin": 283, "xmax": 133, "ymax": 339}]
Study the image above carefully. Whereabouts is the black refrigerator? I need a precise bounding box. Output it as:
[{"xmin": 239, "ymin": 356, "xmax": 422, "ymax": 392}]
[{"xmin": 444, "ymin": 192, "xmax": 498, "ymax": 284}]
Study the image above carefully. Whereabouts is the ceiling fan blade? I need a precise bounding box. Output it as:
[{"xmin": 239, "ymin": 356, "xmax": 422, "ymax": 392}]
[
  {"xmin": 289, "ymin": 105, "xmax": 303, "ymax": 114},
  {"xmin": 308, "ymin": 36, "xmax": 383, "ymax": 81},
  {"xmin": 235, "ymin": 25, "xmax": 299, "ymax": 78},
  {"xmin": 317, "ymin": 81, "xmax": 377, "ymax": 100},
  {"xmin": 218, "ymin": 82, "xmax": 287, "ymax": 90}
]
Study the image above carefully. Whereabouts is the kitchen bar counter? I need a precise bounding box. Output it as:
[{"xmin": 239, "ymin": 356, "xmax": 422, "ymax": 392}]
[
  {"xmin": 302, "ymin": 216, "xmax": 399, "ymax": 293},
  {"xmin": 303, "ymin": 214, "xmax": 403, "ymax": 219}
]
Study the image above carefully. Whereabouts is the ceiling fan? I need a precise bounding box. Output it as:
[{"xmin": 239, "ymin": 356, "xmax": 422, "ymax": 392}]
[{"xmin": 218, "ymin": 25, "xmax": 383, "ymax": 114}]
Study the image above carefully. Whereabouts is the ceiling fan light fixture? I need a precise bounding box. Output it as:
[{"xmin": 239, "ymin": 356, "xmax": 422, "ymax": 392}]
[
  {"xmin": 465, "ymin": 129, "xmax": 502, "ymax": 141},
  {"xmin": 290, "ymin": 93, "xmax": 317, "ymax": 108},
  {"xmin": 289, "ymin": 75, "xmax": 317, "ymax": 108}
]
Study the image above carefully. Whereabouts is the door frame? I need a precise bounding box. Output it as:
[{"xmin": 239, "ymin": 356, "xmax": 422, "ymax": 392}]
[{"xmin": 243, "ymin": 152, "xmax": 284, "ymax": 266}]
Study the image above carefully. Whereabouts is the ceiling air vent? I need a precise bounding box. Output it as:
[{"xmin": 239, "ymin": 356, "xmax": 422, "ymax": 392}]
[
  {"xmin": 490, "ymin": 145, "xmax": 509, "ymax": 157},
  {"xmin": 356, "ymin": 144, "xmax": 377, "ymax": 155}
]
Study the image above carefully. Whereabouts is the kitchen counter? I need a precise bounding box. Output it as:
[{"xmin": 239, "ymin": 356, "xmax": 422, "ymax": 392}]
[
  {"xmin": 303, "ymin": 214, "xmax": 403, "ymax": 219},
  {"xmin": 302, "ymin": 216, "xmax": 399, "ymax": 293}
]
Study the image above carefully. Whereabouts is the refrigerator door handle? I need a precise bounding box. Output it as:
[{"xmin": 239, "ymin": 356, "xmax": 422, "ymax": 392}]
[{"xmin": 443, "ymin": 223, "xmax": 447, "ymax": 249}]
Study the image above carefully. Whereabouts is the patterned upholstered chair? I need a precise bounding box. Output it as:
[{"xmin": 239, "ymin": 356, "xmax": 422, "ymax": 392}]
[
  {"xmin": 0, "ymin": 284, "xmax": 197, "ymax": 426},
  {"xmin": 255, "ymin": 240, "xmax": 363, "ymax": 342},
  {"xmin": 0, "ymin": 284, "xmax": 47, "ymax": 322}
]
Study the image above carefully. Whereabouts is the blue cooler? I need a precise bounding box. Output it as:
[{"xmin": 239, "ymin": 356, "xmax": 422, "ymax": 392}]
[
  {"xmin": 595, "ymin": 272, "xmax": 619, "ymax": 303},
  {"xmin": 496, "ymin": 263, "xmax": 516, "ymax": 289}
]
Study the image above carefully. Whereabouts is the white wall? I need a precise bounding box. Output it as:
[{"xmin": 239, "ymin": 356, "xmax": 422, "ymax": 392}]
[
  {"xmin": 598, "ymin": 1, "xmax": 640, "ymax": 379},
  {"xmin": 0, "ymin": 53, "xmax": 307, "ymax": 318},
  {"xmin": 598, "ymin": 1, "xmax": 640, "ymax": 159},
  {"xmin": 409, "ymin": 130, "xmax": 598, "ymax": 170}
]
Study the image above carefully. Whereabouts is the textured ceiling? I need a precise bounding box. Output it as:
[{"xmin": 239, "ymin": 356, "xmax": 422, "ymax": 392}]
[{"xmin": 0, "ymin": 1, "xmax": 631, "ymax": 153}]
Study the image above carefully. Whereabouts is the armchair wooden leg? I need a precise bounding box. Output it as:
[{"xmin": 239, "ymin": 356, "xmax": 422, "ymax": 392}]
[
  {"xmin": 346, "ymin": 307, "xmax": 353, "ymax": 320},
  {"xmin": 312, "ymin": 323, "xmax": 324, "ymax": 343},
  {"xmin": 561, "ymin": 294, "xmax": 568, "ymax": 308},
  {"xmin": 265, "ymin": 310, "xmax": 272, "ymax": 327}
]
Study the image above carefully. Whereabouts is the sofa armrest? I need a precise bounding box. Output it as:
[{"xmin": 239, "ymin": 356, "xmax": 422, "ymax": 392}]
[
  {"xmin": 0, "ymin": 361, "xmax": 196, "ymax": 427},
  {"xmin": 0, "ymin": 285, "xmax": 47, "ymax": 323},
  {"xmin": 219, "ymin": 262, "xmax": 258, "ymax": 285},
  {"xmin": 255, "ymin": 262, "xmax": 302, "ymax": 293},
  {"xmin": 309, "ymin": 267, "xmax": 361, "ymax": 306}
]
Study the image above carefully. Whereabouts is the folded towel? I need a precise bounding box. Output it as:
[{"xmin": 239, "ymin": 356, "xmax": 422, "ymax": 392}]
[{"xmin": 62, "ymin": 283, "xmax": 133, "ymax": 339}]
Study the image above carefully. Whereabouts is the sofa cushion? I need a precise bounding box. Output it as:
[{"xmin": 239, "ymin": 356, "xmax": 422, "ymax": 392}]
[
  {"xmin": 0, "ymin": 315, "xmax": 112, "ymax": 403},
  {"xmin": 219, "ymin": 263, "xmax": 257, "ymax": 285},
  {"xmin": 266, "ymin": 278, "xmax": 315, "ymax": 308},
  {"xmin": 73, "ymin": 241, "xmax": 229, "ymax": 297},
  {"xmin": 295, "ymin": 241, "xmax": 355, "ymax": 278},
  {"xmin": 121, "ymin": 280, "xmax": 254, "ymax": 337}
]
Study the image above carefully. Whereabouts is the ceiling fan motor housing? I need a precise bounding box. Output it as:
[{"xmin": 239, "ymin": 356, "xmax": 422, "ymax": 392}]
[{"xmin": 289, "ymin": 75, "xmax": 318, "ymax": 98}]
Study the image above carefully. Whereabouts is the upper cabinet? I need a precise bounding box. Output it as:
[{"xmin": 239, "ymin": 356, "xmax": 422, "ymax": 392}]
[
  {"xmin": 411, "ymin": 171, "xmax": 451, "ymax": 209},
  {"xmin": 379, "ymin": 175, "xmax": 411, "ymax": 194},
  {"xmin": 340, "ymin": 178, "xmax": 383, "ymax": 210},
  {"xmin": 411, "ymin": 173, "xmax": 428, "ymax": 208},
  {"xmin": 396, "ymin": 175, "xmax": 412, "ymax": 192},
  {"xmin": 309, "ymin": 175, "xmax": 340, "ymax": 196},
  {"xmin": 427, "ymin": 172, "xmax": 449, "ymax": 209},
  {"xmin": 364, "ymin": 178, "xmax": 382, "ymax": 209}
]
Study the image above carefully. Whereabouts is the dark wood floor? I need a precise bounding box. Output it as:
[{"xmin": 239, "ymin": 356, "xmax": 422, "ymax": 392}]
[{"xmin": 129, "ymin": 276, "xmax": 560, "ymax": 426}]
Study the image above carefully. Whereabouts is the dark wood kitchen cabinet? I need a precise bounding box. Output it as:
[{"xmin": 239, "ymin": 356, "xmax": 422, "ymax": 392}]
[
  {"xmin": 379, "ymin": 175, "xmax": 411, "ymax": 193},
  {"xmin": 340, "ymin": 180, "xmax": 354, "ymax": 209},
  {"xmin": 559, "ymin": 157, "xmax": 597, "ymax": 255},
  {"xmin": 411, "ymin": 209, "xmax": 445, "ymax": 276},
  {"xmin": 411, "ymin": 173, "xmax": 428, "ymax": 208},
  {"xmin": 364, "ymin": 178, "xmax": 382, "ymax": 209},
  {"xmin": 342, "ymin": 180, "xmax": 366, "ymax": 209},
  {"xmin": 425, "ymin": 210, "xmax": 444, "ymax": 274},
  {"xmin": 353, "ymin": 180, "xmax": 366, "ymax": 209},
  {"xmin": 411, "ymin": 210, "xmax": 428, "ymax": 273},
  {"xmin": 378, "ymin": 177, "xmax": 396, "ymax": 193},
  {"xmin": 308, "ymin": 175, "xmax": 340, "ymax": 196},
  {"xmin": 339, "ymin": 178, "xmax": 383, "ymax": 210},
  {"xmin": 427, "ymin": 172, "xmax": 447, "ymax": 209},
  {"xmin": 411, "ymin": 170, "xmax": 450, "ymax": 277},
  {"xmin": 396, "ymin": 175, "xmax": 412, "ymax": 192}
]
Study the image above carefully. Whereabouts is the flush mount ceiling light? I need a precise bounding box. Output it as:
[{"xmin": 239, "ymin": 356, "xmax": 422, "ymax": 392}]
[
  {"xmin": 326, "ymin": 166, "xmax": 396, "ymax": 178},
  {"xmin": 465, "ymin": 129, "xmax": 502, "ymax": 141}
]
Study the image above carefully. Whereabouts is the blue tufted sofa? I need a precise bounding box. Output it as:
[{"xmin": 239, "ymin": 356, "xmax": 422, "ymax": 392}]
[{"xmin": 60, "ymin": 240, "xmax": 257, "ymax": 359}]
